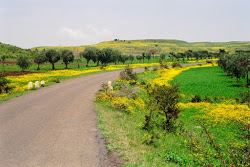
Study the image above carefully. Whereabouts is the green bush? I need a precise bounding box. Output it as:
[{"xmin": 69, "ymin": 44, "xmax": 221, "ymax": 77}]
[
  {"xmin": 172, "ymin": 62, "xmax": 182, "ymax": 68},
  {"xmin": 190, "ymin": 95, "xmax": 202, "ymax": 103},
  {"xmin": 120, "ymin": 66, "xmax": 138, "ymax": 81},
  {"xmin": 150, "ymin": 83, "xmax": 181, "ymax": 131}
]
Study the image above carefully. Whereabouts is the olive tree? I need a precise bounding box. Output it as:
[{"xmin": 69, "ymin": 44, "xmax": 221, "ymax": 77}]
[
  {"xmin": 45, "ymin": 49, "xmax": 60, "ymax": 70},
  {"xmin": 17, "ymin": 55, "xmax": 31, "ymax": 72},
  {"xmin": 80, "ymin": 47, "xmax": 97, "ymax": 67},
  {"xmin": 34, "ymin": 50, "xmax": 47, "ymax": 70},
  {"xmin": 128, "ymin": 54, "xmax": 134, "ymax": 64},
  {"xmin": 61, "ymin": 49, "xmax": 74, "ymax": 69}
]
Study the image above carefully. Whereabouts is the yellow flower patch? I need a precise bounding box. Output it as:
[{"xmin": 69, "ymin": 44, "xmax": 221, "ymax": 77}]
[{"xmin": 179, "ymin": 102, "xmax": 250, "ymax": 125}]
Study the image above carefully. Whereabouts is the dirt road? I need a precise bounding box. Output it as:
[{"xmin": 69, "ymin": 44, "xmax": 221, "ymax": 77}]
[{"xmin": 0, "ymin": 63, "xmax": 206, "ymax": 167}]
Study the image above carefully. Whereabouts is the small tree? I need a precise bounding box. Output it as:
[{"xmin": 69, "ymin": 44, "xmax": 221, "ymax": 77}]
[
  {"xmin": 75, "ymin": 57, "xmax": 82, "ymax": 68},
  {"xmin": 148, "ymin": 49, "xmax": 157, "ymax": 58},
  {"xmin": 151, "ymin": 83, "xmax": 181, "ymax": 131},
  {"xmin": 61, "ymin": 49, "xmax": 74, "ymax": 69},
  {"xmin": 1, "ymin": 55, "xmax": 7, "ymax": 71},
  {"xmin": 45, "ymin": 49, "xmax": 60, "ymax": 70},
  {"xmin": 128, "ymin": 54, "xmax": 134, "ymax": 64},
  {"xmin": 17, "ymin": 55, "xmax": 31, "ymax": 72},
  {"xmin": 142, "ymin": 52, "xmax": 146, "ymax": 63},
  {"xmin": 34, "ymin": 50, "xmax": 47, "ymax": 70},
  {"xmin": 160, "ymin": 53, "xmax": 166, "ymax": 60},
  {"xmin": 145, "ymin": 52, "xmax": 151, "ymax": 63},
  {"xmin": 100, "ymin": 48, "xmax": 114, "ymax": 65},
  {"xmin": 136, "ymin": 55, "xmax": 143, "ymax": 63},
  {"xmin": 79, "ymin": 47, "xmax": 97, "ymax": 67}
]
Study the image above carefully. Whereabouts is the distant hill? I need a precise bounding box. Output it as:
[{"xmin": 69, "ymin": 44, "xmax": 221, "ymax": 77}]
[
  {"xmin": 0, "ymin": 42, "xmax": 33, "ymax": 58},
  {"xmin": 33, "ymin": 39, "xmax": 250, "ymax": 55}
]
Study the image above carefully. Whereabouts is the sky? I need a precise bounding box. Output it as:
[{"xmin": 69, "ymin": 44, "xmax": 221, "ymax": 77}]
[{"xmin": 0, "ymin": 0, "xmax": 250, "ymax": 49}]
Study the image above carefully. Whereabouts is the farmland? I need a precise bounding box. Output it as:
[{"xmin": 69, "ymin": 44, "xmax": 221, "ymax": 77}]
[
  {"xmin": 34, "ymin": 39, "xmax": 250, "ymax": 55},
  {"xmin": 95, "ymin": 64, "xmax": 249, "ymax": 166}
]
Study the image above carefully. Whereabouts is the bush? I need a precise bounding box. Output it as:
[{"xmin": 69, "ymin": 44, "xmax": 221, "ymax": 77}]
[
  {"xmin": 150, "ymin": 83, "xmax": 181, "ymax": 131},
  {"xmin": 120, "ymin": 66, "xmax": 138, "ymax": 81},
  {"xmin": 204, "ymin": 96, "xmax": 212, "ymax": 103},
  {"xmin": 172, "ymin": 62, "xmax": 182, "ymax": 68},
  {"xmin": 144, "ymin": 66, "xmax": 149, "ymax": 71},
  {"xmin": 239, "ymin": 91, "xmax": 250, "ymax": 104},
  {"xmin": 0, "ymin": 74, "xmax": 11, "ymax": 94},
  {"xmin": 190, "ymin": 95, "xmax": 202, "ymax": 103},
  {"xmin": 152, "ymin": 67, "xmax": 157, "ymax": 71}
]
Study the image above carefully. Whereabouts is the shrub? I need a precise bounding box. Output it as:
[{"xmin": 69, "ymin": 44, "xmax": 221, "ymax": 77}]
[
  {"xmin": 0, "ymin": 75, "xmax": 11, "ymax": 94},
  {"xmin": 50, "ymin": 78, "xmax": 60, "ymax": 83},
  {"xmin": 113, "ymin": 84, "xmax": 139, "ymax": 99},
  {"xmin": 191, "ymin": 95, "xmax": 202, "ymax": 103},
  {"xmin": 153, "ymin": 67, "xmax": 158, "ymax": 71},
  {"xmin": 144, "ymin": 66, "xmax": 149, "ymax": 71},
  {"xmin": 204, "ymin": 96, "xmax": 212, "ymax": 103},
  {"xmin": 172, "ymin": 62, "xmax": 182, "ymax": 68},
  {"xmin": 120, "ymin": 66, "xmax": 138, "ymax": 81},
  {"xmin": 150, "ymin": 83, "xmax": 181, "ymax": 131},
  {"xmin": 239, "ymin": 91, "xmax": 250, "ymax": 104}
]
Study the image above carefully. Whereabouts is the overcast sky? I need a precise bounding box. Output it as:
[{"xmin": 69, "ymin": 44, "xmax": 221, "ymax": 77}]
[{"xmin": 1, "ymin": 0, "xmax": 250, "ymax": 49}]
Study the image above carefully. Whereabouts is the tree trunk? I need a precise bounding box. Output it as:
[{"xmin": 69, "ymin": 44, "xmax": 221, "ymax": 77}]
[
  {"xmin": 37, "ymin": 64, "xmax": 40, "ymax": 70},
  {"xmin": 66, "ymin": 63, "xmax": 68, "ymax": 69},
  {"xmin": 52, "ymin": 63, "xmax": 55, "ymax": 70},
  {"xmin": 78, "ymin": 64, "xmax": 80, "ymax": 68},
  {"xmin": 86, "ymin": 60, "xmax": 89, "ymax": 67}
]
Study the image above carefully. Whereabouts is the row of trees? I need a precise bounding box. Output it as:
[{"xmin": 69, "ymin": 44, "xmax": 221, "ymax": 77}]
[
  {"xmin": 16, "ymin": 49, "xmax": 75, "ymax": 71},
  {"xmin": 218, "ymin": 50, "xmax": 249, "ymax": 86}
]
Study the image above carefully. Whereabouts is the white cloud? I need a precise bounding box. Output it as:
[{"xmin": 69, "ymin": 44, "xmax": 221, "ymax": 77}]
[{"xmin": 59, "ymin": 25, "xmax": 113, "ymax": 45}]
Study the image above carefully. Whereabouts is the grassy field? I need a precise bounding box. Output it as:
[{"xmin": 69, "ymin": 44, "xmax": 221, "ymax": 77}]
[
  {"xmin": 171, "ymin": 66, "xmax": 248, "ymax": 100},
  {"xmin": 33, "ymin": 39, "xmax": 250, "ymax": 55},
  {"xmin": 95, "ymin": 65, "xmax": 249, "ymax": 166}
]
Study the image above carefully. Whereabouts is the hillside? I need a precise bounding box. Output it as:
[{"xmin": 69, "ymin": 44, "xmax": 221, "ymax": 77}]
[
  {"xmin": 0, "ymin": 42, "xmax": 34, "ymax": 58},
  {"xmin": 33, "ymin": 39, "xmax": 250, "ymax": 55}
]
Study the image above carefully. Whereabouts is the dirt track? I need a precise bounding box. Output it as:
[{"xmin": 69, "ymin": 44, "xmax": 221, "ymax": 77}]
[{"xmin": 0, "ymin": 63, "xmax": 205, "ymax": 167}]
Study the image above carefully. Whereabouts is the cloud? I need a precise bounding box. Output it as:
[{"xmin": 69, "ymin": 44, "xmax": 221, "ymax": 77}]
[{"xmin": 59, "ymin": 25, "xmax": 113, "ymax": 45}]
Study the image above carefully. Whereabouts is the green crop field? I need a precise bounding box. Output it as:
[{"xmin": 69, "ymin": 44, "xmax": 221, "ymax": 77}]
[{"xmin": 171, "ymin": 66, "xmax": 248, "ymax": 100}]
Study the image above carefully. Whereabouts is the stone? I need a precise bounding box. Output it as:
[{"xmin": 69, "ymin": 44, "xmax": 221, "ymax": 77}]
[
  {"xmin": 35, "ymin": 81, "xmax": 40, "ymax": 88},
  {"xmin": 41, "ymin": 80, "xmax": 45, "ymax": 85},
  {"xmin": 107, "ymin": 81, "xmax": 113, "ymax": 90},
  {"xmin": 28, "ymin": 82, "xmax": 33, "ymax": 89}
]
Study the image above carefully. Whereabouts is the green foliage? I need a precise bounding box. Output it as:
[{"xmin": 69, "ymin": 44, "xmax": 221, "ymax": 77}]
[
  {"xmin": 145, "ymin": 52, "xmax": 152, "ymax": 62},
  {"xmin": 150, "ymin": 83, "xmax": 181, "ymax": 131},
  {"xmin": 172, "ymin": 62, "xmax": 182, "ymax": 68},
  {"xmin": 218, "ymin": 52, "xmax": 249, "ymax": 84},
  {"xmin": 0, "ymin": 74, "xmax": 11, "ymax": 93},
  {"xmin": 190, "ymin": 95, "xmax": 202, "ymax": 103},
  {"xmin": 79, "ymin": 47, "xmax": 97, "ymax": 67},
  {"xmin": 0, "ymin": 42, "xmax": 33, "ymax": 58},
  {"xmin": 61, "ymin": 49, "xmax": 74, "ymax": 68},
  {"xmin": 100, "ymin": 48, "xmax": 114, "ymax": 65},
  {"xmin": 128, "ymin": 54, "xmax": 134, "ymax": 64},
  {"xmin": 45, "ymin": 49, "xmax": 60, "ymax": 70},
  {"xmin": 16, "ymin": 55, "xmax": 31, "ymax": 72},
  {"xmin": 34, "ymin": 50, "xmax": 47, "ymax": 70},
  {"xmin": 119, "ymin": 66, "xmax": 138, "ymax": 81}
]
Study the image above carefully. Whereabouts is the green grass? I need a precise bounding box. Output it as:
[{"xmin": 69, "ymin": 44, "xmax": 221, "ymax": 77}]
[
  {"xmin": 95, "ymin": 66, "xmax": 248, "ymax": 166},
  {"xmin": 171, "ymin": 66, "xmax": 248, "ymax": 100}
]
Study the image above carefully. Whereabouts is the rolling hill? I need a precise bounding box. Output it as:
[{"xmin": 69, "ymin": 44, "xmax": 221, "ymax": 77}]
[{"xmin": 33, "ymin": 39, "xmax": 250, "ymax": 55}]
